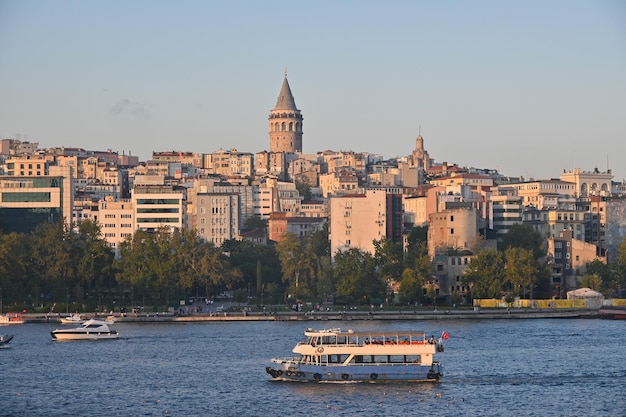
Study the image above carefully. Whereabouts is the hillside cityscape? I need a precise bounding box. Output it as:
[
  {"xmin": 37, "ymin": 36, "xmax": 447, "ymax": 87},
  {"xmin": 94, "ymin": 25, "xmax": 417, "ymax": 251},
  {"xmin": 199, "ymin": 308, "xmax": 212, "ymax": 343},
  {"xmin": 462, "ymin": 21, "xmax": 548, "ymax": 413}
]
[{"xmin": 1, "ymin": 74, "xmax": 626, "ymax": 311}]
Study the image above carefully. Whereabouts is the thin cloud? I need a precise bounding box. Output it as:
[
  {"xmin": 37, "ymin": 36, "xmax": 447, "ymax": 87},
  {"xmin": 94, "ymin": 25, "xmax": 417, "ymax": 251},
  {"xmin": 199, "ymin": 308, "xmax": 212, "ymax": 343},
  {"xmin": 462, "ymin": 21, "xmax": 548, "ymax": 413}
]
[{"xmin": 109, "ymin": 99, "xmax": 151, "ymax": 120}]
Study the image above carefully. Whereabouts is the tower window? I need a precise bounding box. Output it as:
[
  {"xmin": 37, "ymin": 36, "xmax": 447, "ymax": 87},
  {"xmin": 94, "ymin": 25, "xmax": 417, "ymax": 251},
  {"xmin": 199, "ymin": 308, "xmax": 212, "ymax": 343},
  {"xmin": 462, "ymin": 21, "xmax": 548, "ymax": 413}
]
[{"xmin": 281, "ymin": 122, "xmax": 286, "ymax": 131}]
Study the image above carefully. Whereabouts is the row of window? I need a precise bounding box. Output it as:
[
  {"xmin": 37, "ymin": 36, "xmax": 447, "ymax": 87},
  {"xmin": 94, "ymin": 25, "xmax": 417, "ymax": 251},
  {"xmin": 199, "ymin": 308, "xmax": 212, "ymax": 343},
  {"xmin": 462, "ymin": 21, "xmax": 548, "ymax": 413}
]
[{"xmin": 1, "ymin": 192, "xmax": 52, "ymax": 203}]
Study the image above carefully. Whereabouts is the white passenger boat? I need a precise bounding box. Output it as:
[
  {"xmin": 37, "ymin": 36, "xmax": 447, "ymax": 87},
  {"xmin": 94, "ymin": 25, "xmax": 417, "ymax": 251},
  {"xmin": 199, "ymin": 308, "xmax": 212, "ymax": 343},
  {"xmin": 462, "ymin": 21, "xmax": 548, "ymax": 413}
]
[
  {"xmin": 51, "ymin": 319, "xmax": 119, "ymax": 341},
  {"xmin": 266, "ymin": 328, "xmax": 447, "ymax": 383},
  {"xmin": 59, "ymin": 313, "xmax": 85, "ymax": 324}
]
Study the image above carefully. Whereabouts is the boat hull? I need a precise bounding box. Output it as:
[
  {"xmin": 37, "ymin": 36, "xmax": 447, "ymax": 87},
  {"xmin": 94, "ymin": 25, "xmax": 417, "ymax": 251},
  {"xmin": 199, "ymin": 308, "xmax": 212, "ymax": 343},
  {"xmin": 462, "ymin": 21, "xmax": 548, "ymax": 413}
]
[
  {"xmin": 265, "ymin": 362, "xmax": 442, "ymax": 383},
  {"xmin": 0, "ymin": 335, "xmax": 14, "ymax": 346},
  {"xmin": 50, "ymin": 330, "xmax": 119, "ymax": 341}
]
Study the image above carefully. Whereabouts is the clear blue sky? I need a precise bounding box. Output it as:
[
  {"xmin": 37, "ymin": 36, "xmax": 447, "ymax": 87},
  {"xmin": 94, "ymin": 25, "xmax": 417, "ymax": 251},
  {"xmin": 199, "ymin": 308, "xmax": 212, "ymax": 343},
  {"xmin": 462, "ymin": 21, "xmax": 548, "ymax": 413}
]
[{"xmin": 1, "ymin": 0, "xmax": 625, "ymax": 181}]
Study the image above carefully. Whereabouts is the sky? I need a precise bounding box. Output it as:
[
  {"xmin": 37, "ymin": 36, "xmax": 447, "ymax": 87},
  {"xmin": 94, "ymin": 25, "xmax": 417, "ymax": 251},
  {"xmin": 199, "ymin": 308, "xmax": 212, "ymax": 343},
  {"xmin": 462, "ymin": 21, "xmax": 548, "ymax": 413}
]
[{"xmin": 1, "ymin": 0, "xmax": 625, "ymax": 181}]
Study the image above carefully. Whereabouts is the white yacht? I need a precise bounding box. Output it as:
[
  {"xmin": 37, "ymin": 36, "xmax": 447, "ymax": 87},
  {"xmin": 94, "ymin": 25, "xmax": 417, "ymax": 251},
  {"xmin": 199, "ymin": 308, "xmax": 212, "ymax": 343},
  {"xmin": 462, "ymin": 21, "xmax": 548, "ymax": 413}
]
[
  {"xmin": 51, "ymin": 319, "xmax": 119, "ymax": 341},
  {"xmin": 59, "ymin": 313, "xmax": 85, "ymax": 324}
]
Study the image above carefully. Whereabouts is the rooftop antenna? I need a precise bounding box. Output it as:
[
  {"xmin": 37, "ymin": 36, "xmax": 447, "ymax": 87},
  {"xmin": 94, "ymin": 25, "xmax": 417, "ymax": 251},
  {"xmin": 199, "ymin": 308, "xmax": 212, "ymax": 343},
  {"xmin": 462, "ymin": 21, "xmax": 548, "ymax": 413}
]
[
  {"xmin": 284, "ymin": 66, "xmax": 287, "ymax": 78},
  {"xmin": 419, "ymin": 125, "xmax": 421, "ymax": 135}
]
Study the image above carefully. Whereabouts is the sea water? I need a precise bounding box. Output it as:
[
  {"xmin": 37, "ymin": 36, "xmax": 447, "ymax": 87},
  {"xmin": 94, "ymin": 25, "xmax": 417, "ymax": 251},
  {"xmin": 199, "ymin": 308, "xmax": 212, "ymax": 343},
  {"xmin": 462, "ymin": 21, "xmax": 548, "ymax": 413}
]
[{"xmin": 1, "ymin": 319, "xmax": 624, "ymax": 416}]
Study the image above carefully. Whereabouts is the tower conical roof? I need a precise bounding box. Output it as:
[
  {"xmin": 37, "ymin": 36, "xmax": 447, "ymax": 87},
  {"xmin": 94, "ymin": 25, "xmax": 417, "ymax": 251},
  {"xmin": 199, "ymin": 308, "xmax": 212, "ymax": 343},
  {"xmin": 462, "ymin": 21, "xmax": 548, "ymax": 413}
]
[{"xmin": 274, "ymin": 75, "xmax": 298, "ymax": 111}]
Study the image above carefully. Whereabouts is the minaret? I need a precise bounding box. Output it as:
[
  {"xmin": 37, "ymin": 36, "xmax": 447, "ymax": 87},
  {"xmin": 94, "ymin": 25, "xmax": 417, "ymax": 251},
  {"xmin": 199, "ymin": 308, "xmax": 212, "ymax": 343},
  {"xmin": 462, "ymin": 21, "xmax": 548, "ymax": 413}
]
[{"xmin": 269, "ymin": 69, "xmax": 303, "ymax": 153}]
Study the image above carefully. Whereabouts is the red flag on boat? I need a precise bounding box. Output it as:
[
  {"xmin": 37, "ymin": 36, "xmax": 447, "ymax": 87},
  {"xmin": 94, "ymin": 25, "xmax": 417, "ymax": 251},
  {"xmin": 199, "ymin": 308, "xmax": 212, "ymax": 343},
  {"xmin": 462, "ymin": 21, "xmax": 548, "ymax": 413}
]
[{"xmin": 442, "ymin": 331, "xmax": 450, "ymax": 340}]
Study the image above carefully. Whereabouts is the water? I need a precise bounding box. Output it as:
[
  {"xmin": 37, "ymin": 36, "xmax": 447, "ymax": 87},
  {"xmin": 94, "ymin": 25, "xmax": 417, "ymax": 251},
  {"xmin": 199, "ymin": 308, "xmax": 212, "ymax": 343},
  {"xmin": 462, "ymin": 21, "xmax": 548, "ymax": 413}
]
[{"xmin": 1, "ymin": 319, "xmax": 625, "ymax": 416}]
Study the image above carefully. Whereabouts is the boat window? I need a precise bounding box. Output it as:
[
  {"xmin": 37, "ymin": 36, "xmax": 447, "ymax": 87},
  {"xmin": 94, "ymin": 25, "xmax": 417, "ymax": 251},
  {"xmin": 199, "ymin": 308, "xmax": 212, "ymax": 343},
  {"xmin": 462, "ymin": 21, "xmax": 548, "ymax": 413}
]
[
  {"xmin": 374, "ymin": 355, "xmax": 388, "ymax": 363},
  {"xmin": 407, "ymin": 355, "xmax": 421, "ymax": 364},
  {"xmin": 353, "ymin": 355, "xmax": 374, "ymax": 364},
  {"xmin": 337, "ymin": 336, "xmax": 347, "ymax": 344},
  {"xmin": 389, "ymin": 355, "xmax": 404, "ymax": 363},
  {"xmin": 322, "ymin": 336, "xmax": 336, "ymax": 345}
]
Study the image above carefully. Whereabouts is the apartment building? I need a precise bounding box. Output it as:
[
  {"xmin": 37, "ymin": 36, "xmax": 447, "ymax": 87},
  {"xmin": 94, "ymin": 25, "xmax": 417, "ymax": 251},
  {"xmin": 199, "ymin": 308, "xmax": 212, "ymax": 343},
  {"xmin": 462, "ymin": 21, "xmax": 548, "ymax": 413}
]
[
  {"xmin": 547, "ymin": 230, "xmax": 607, "ymax": 298},
  {"xmin": 319, "ymin": 168, "xmax": 360, "ymax": 198},
  {"xmin": 132, "ymin": 185, "xmax": 185, "ymax": 233},
  {"xmin": 195, "ymin": 192, "xmax": 239, "ymax": 246},
  {"xmin": 329, "ymin": 190, "xmax": 388, "ymax": 259},
  {"xmin": 203, "ymin": 149, "xmax": 254, "ymax": 178},
  {"xmin": 99, "ymin": 198, "xmax": 134, "ymax": 249},
  {"xmin": 489, "ymin": 190, "xmax": 523, "ymax": 238},
  {"xmin": 0, "ymin": 165, "xmax": 74, "ymax": 233},
  {"xmin": 268, "ymin": 211, "xmax": 326, "ymax": 242}
]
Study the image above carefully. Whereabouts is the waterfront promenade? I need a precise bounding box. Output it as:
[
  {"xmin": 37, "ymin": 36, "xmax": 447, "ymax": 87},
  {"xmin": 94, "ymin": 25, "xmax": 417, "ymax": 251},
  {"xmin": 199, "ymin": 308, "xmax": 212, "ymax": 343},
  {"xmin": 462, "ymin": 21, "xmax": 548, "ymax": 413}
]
[{"xmin": 21, "ymin": 307, "xmax": 604, "ymax": 323}]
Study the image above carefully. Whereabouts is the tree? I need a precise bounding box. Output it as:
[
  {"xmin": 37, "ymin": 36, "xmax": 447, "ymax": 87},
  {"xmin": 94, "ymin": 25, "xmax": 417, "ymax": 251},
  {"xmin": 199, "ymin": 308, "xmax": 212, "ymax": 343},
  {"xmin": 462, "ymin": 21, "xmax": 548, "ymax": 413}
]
[
  {"xmin": 581, "ymin": 273, "xmax": 603, "ymax": 291},
  {"xmin": 374, "ymin": 238, "xmax": 404, "ymax": 284},
  {"xmin": 295, "ymin": 181, "xmax": 312, "ymax": 200},
  {"xmin": 500, "ymin": 224, "xmax": 544, "ymax": 259},
  {"xmin": 275, "ymin": 233, "xmax": 317, "ymax": 299},
  {"xmin": 0, "ymin": 232, "xmax": 33, "ymax": 307},
  {"xmin": 504, "ymin": 247, "xmax": 538, "ymax": 298},
  {"xmin": 333, "ymin": 248, "xmax": 384, "ymax": 304},
  {"xmin": 404, "ymin": 226, "xmax": 428, "ymax": 267},
  {"xmin": 74, "ymin": 220, "xmax": 115, "ymax": 307},
  {"xmin": 399, "ymin": 268, "xmax": 422, "ymax": 304},
  {"xmin": 31, "ymin": 221, "xmax": 77, "ymax": 305},
  {"xmin": 463, "ymin": 249, "xmax": 505, "ymax": 299}
]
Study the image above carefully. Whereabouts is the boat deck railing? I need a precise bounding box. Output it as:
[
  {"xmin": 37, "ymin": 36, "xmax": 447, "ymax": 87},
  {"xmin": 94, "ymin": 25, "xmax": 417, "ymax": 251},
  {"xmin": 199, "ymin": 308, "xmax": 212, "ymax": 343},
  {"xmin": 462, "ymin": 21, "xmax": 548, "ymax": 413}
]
[{"xmin": 272, "ymin": 357, "xmax": 433, "ymax": 367}]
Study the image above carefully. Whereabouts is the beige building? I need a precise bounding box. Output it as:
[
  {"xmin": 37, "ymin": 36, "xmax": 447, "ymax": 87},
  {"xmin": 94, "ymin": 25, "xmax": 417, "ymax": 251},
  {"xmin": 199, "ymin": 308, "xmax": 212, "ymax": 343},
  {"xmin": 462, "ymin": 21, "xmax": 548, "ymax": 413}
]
[
  {"xmin": 547, "ymin": 229, "xmax": 606, "ymax": 297},
  {"xmin": 253, "ymin": 179, "xmax": 302, "ymax": 219},
  {"xmin": 561, "ymin": 168, "xmax": 613, "ymax": 197},
  {"xmin": 503, "ymin": 180, "xmax": 576, "ymax": 208},
  {"xmin": 3, "ymin": 155, "xmax": 50, "ymax": 176},
  {"xmin": 269, "ymin": 72, "xmax": 303, "ymax": 153},
  {"xmin": 329, "ymin": 190, "xmax": 387, "ymax": 258},
  {"xmin": 204, "ymin": 149, "xmax": 254, "ymax": 178},
  {"xmin": 318, "ymin": 150, "xmax": 368, "ymax": 175},
  {"xmin": 428, "ymin": 207, "xmax": 480, "ymax": 257},
  {"xmin": 402, "ymin": 185, "xmax": 444, "ymax": 227},
  {"xmin": 319, "ymin": 169, "xmax": 360, "ymax": 198},
  {"xmin": 300, "ymin": 200, "xmax": 328, "ymax": 218},
  {"xmin": 99, "ymin": 198, "xmax": 134, "ymax": 249},
  {"xmin": 268, "ymin": 212, "xmax": 327, "ymax": 242}
]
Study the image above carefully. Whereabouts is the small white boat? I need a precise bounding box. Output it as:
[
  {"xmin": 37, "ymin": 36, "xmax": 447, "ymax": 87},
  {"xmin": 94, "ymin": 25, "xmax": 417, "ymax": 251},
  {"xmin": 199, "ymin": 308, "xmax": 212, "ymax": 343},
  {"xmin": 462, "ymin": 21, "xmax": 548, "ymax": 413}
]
[
  {"xmin": 266, "ymin": 328, "xmax": 447, "ymax": 383},
  {"xmin": 0, "ymin": 334, "xmax": 14, "ymax": 346},
  {"xmin": 51, "ymin": 319, "xmax": 119, "ymax": 341},
  {"xmin": 0, "ymin": 313, "xmax": 24, "ymax": 325},
  {"xmin": 60, "ymin": 313, "xmax": 85, "ymax": 324}
]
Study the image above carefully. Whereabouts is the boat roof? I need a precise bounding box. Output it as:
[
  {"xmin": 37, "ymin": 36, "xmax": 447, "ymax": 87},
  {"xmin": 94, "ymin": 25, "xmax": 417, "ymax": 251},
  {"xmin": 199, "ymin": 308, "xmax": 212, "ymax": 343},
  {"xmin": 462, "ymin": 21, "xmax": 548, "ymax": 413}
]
[
  {"xmin": 304, "ymin": 328, "xmax": 426, "ymax": 338},
  {"xmin": 78, "ymin": 319, "xmax": 110, "ymax": 327}
]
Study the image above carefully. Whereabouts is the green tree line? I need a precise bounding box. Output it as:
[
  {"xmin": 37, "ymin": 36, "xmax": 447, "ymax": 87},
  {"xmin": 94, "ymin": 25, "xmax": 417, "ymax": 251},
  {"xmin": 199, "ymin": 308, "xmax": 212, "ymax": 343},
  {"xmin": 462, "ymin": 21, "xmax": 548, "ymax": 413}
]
[{"xmin": 1, "ymin": 222, "xmax": 625, "ymax": 313}]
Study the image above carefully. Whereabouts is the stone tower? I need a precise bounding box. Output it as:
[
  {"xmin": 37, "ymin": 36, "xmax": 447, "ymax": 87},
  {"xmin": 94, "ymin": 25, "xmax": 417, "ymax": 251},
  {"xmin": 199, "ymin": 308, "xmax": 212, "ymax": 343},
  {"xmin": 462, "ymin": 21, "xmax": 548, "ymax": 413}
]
[{"xmin": 269, "ymin": 71, "xmax": 303, "ymax": 153}]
